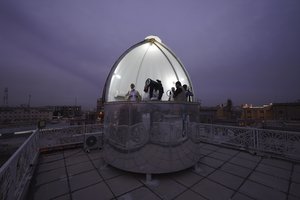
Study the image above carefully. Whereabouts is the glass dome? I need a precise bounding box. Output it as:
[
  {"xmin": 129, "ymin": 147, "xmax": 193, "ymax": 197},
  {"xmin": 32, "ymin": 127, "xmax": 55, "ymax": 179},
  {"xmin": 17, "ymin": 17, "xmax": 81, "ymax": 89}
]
[{"xmin": 103, "ymin": 36, "xmax": 194, "ymax": 102}]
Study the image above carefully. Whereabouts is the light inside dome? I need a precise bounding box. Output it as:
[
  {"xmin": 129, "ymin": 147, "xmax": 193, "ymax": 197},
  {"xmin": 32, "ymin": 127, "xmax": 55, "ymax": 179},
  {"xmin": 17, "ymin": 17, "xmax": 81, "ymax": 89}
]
[
  {"xmin": 104, "ymin": 36, "xmax": 194, "ymax": 102},
  {"xmin": 113, "ymin": 73, "xmax": 121, "ymax": 79}
]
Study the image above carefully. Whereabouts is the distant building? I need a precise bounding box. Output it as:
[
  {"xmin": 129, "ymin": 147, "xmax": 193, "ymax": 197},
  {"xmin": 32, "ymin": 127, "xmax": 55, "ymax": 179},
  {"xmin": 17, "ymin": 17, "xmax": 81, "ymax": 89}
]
[
  {"xmin": 241, "ymin": 104, "xmax": 273, "ymax": 125},
  {"xmin": 50, "ymin": 106, "xmax": 82, "ymax": 118},
  {"xmin": 240, "ymin": 102, "xmax": 300, "ymax": 129},
  {"xmin": 96, "ymin": 98, "xmax": 104, "ymax": 123},
  {"xmin": 0, "ymin": 106, "xmax": 53, "ymax": 126},
  {"xmin": 199, "ymin": 105, "xmax": 241, "ymax": 126},
  {"xmin": 199, "ymin": 106, "xmax": 218, "ymax": 123},
  {"xmin": 271, "ymin": 102, "xmax": 300, "ymax": 121},
  {"xmin": 85, "ymin": 111, "xmax": 98, "ymax": 124},
  {"xmin": 215, "ymin": 104, "xmax": 242, "ymax": 125},
  {"xmin": 0, "ymin": 105, "xmax": 83, "ymax": 127},
  {"xmin": 96, "ymin": 98, "xmax": 104, "ymax": 113}
]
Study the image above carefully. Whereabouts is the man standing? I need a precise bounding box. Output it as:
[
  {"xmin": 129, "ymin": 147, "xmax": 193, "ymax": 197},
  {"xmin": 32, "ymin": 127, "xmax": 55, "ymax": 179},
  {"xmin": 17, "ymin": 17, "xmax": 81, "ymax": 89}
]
[
  {"xmin": 126, "ymin": 83, "xmax": 141, "ymax": 101},
  {"xmin": 173, "ymin": 81, "xmax": 186, "ymax": 102}
]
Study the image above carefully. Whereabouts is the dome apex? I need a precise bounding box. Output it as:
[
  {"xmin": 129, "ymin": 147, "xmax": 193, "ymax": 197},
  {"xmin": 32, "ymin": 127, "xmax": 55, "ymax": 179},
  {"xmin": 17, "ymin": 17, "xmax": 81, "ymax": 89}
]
[{"xmin": 144, "ymin": 35, "xmax": 162, "ymax": 43}]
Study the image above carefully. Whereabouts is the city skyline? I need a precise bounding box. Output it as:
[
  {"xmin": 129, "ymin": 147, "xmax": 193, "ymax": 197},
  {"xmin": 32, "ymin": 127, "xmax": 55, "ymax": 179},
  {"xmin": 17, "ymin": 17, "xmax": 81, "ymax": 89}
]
[{"xmin": 1, "ymin": 0, "xmax": 300, "ymax": 109}]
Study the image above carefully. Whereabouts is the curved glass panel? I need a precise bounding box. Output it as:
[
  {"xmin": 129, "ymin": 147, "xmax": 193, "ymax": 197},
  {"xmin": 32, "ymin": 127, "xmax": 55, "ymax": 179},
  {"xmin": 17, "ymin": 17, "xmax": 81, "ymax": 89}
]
[{"xmin": 105, "ymin": 36, "xmax": 194, "ymax": 102}]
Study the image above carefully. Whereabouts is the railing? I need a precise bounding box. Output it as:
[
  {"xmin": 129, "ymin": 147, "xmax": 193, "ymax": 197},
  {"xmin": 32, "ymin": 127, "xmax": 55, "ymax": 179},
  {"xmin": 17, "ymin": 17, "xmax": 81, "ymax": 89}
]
[
  {"xmin": 0, "ymin": 126, "xmax": 36, "ymax": 135},
  {"xmin": 39, "ymin": 124, "xmax": 103, "ymax": 149},
  {"xmin": 1, "ymin": 122, "xmax": 299, "ymax": 200},
  {"xmin": 0, "ymin": 130, "xmax": 39, "ymax": 200},
  {"xmin": 0, "ymin": 124, "xmax": 103, "ymax": 200},
  {"xmin": 193, "ymin": 123, "xmax": 300, "ymax": 160}
]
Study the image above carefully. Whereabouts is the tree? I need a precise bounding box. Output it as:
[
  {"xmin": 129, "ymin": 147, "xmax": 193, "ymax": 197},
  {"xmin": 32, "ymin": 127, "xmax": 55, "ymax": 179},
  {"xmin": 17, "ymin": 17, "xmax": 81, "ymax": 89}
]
[
  {"xmin": 226, "ymin": 99, "xmax": 233, "ymax": 119},
  {"xmin": 226, "ymin": 99, "xmax": 233, "ymax": 112}
]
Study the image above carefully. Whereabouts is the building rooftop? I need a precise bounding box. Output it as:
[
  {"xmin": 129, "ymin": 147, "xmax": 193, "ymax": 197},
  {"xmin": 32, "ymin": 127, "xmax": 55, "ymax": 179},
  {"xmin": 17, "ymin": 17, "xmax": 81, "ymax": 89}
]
[{"xmin": 27, "ymin": 143, "xmax": 300, "ymax": 200}]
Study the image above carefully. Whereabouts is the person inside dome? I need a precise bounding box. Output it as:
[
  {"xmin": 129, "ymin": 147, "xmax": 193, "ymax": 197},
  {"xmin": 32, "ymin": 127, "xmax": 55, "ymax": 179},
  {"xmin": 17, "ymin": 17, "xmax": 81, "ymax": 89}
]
[
  {"xmin": 168, "ymin": 87, "xmax": 175, "ymax": 101},
  {"xmin": 125, "ymin": 83, "xmax": 141, "ymax": 101},
  {"xmin": 143, "ymin": 78, "xmax": 164, "ymax": 101},
  {"xmin": 173, "ymin": 81, "xmax": 186, "ymax": 102},
  {"xmin": 183, "ymin": 84, "xmax": 194, "ymax": 102}
]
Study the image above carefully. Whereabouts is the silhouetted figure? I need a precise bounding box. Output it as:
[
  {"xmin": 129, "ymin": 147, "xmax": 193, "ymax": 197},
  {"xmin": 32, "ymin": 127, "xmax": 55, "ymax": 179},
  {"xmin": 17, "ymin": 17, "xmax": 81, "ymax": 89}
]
[
  {"xmin": 173, "ymin": 81, "xmax": 186, "ymax": 102},
  {"xmin": 183, "ymin": 84, "xmax": 194, "ymax": 102},
  {"xmin": 167, "ymin": 87, "xmax": 175, "ymax": 101},
  {"xmin": 144, "ymin": 78, "xmax": 164, "ymax": 100}
]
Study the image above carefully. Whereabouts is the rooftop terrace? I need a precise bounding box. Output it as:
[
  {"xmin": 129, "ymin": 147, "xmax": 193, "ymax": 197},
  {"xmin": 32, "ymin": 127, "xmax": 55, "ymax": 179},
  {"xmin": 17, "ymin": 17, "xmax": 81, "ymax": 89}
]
[
  {"xmin": 1, "ymin": 124, "xmax": 300, "ymax": 200},
  {"xmin": 27, "ymin": 143, "xmax": 299, "ymax": 200}
]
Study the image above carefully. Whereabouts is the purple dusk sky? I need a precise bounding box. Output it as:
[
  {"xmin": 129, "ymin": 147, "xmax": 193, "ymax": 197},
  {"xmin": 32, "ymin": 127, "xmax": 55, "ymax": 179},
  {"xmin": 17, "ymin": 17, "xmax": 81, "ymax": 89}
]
[{"xmin": 1, "ymin": 0, "xmax": 300, "ymax": 110}]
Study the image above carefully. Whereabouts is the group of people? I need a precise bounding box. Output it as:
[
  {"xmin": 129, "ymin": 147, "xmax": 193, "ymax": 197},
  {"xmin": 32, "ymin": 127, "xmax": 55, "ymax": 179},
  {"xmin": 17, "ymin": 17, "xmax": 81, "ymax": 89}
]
[
  {"xmin": 125, "ymin": 79, "xmax": 193, "ymax": 102},
  {"xmin": 169, "ymin": 81, "xmax": 193, "ymax": 102}
]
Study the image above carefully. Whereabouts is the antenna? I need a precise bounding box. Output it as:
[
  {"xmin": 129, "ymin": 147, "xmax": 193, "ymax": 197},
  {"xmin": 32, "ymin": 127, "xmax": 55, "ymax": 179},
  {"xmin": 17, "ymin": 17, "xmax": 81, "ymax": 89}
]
[{"xmin": 3, "ymin": 87, "xmax": 8, "ymax": 106}]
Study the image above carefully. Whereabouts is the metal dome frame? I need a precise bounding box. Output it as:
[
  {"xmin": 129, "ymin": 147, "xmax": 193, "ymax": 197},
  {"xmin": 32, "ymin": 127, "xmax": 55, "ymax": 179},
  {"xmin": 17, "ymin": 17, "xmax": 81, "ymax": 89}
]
[{"xmin": 102, "ymin": 36, "xmax": 194, "ymax": 102}]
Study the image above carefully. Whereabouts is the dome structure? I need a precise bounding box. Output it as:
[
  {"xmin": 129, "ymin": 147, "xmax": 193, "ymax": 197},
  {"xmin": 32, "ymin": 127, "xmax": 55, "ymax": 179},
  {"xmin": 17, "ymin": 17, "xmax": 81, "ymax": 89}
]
[
  {"xmin": 102, "ymin": 36, "xmax": 201, "ymax": 174},
  {"xmin": 103, "ymin": 36, "xmax": 194, "ymax": 102}
]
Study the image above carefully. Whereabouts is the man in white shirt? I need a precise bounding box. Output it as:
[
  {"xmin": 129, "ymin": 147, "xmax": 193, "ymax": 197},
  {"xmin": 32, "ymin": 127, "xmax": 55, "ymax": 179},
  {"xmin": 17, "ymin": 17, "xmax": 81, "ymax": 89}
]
[{"xmin": 126, "ymin": 83, "xmax": 141, "ymax": 101}]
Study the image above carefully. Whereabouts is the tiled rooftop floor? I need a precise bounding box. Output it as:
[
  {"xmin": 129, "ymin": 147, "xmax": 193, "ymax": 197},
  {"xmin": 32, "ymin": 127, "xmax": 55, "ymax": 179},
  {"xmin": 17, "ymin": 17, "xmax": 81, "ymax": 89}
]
[{"xmin": 27, "ymin": 143, "xmax": 300, "ymax": 200}]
